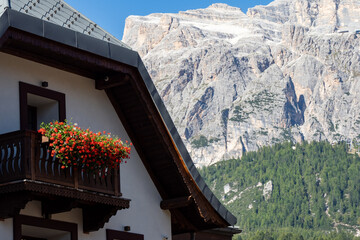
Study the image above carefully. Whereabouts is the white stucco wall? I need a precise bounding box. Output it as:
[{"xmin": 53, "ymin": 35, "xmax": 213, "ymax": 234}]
[
  {"xmin": 0, "ymin": 218, "xmax": 12, "ymax": 239},
  {"xmin": 0, "ymin": 53, "xmax": 172, "ymax": 240}
]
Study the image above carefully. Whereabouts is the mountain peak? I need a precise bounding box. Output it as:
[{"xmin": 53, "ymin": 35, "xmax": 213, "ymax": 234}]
[
  {"xmin": 123, "ymin": 0, "xmax": 360, "ymax": 166},
  {"xmin": 207, "ymin": 3, "xmax": 243, "ymax": 12},
  {"xmin": 248, "ymin": 0, "xmax": 360, "ymax": 33}
]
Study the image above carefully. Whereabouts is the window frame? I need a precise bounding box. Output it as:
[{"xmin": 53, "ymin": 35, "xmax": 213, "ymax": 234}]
[
  {"xmin": 19, "ymin": 82, "xmax": 66, "ymax": 130},
  {"xmin": 106, "ymin": 229, "xmax": 144, "ymax": 240},
  {"xmin": 13, "ymin": 214, "xmax": 78, "ymax": 240}
]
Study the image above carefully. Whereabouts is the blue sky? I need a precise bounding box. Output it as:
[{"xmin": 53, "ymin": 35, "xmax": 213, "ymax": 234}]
[{"xmin": 64, "ymin": 0, "xmax": 273, "ymax": 40}]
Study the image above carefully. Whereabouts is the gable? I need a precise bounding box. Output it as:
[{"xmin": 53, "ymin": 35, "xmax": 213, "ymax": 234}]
[{"xmin": 0, "ymin": 7, "xmax": 237, "ymax": 235}]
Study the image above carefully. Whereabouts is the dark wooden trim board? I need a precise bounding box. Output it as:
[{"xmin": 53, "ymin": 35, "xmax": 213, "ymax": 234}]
[
  {"xmin": 19, "ymin": 82, "xmax": 66, "ymax": 130},
  {"xmin": 106, "ymin": 229, "xmax": 144, "ymax": 240},
  {"xmin": 14, "ymin": 214, "xmax": 78, "ymax": 240}
]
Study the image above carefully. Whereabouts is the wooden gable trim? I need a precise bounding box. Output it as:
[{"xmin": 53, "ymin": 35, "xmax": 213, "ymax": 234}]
[
  {"xmin": 95, "ymin": 72, "xmax": 132, "ymax": 90},
  {"xmin": 105, "ymin": 69, "xmax": 229, "ymax": 233},
  {"xmin": 124, "ymin": 70, "xmax": 230, "ymax": 227},
  {"xmin": 160, "ymin": 196, "xmax": 194, "ymax": 210}
]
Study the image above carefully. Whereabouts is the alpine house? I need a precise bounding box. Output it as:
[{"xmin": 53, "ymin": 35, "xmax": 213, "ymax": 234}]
[{"xmin": 0, "ymin": 0, "xmax": 240, "ymax": 239}]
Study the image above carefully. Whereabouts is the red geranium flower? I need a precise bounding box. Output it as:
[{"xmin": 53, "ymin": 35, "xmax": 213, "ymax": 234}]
[{"xmin": 39, "ymin": 120, "xmax": 131, "ymax": 172}]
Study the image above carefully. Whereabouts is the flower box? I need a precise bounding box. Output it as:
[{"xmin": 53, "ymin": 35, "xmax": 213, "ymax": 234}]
[{"xmin": 38, "ymin": 120, "xmax": 131, "ymax": 172}]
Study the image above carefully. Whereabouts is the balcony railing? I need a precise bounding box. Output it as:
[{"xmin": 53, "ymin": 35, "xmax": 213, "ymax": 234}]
[{"xmin": 0, "ymin": 130, "xmax": 120, "ymax": 196}]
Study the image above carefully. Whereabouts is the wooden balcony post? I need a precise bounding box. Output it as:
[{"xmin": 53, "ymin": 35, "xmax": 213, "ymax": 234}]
[
  {"xmin": 22, "ymin": 131, "xmax": 36, "ymax": 180},
  {"xmin": 30, "ymin": 132, "xmax": 37, "ymax": 180},
  {"xmin": 114, "ymin": 168, "xmax": 120, "ymax": 196},
  {"xmin": 74, "ymin": 169, "xmax": 79, "ymax": 189}
]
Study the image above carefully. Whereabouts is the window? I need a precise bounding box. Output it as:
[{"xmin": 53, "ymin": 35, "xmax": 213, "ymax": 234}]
[
  {"xmin": 14, "ymin": 215, "xmax": 77, "ymax": 240},
  {"xmin": 106, "ymin": 229, "xmax": 144, "ymax": 240},
  {"xmin": 19, "ymin": 82, "xmax": 65, "ymax": 131}
]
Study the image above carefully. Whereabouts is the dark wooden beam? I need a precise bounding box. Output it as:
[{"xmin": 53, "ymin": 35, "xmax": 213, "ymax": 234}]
[
  {"xmin": 82, "ymin": 205, "xmax": 119, "ymax": 233},
  {"xmin": 0, "ymin": 181, "xmax": 130, "ymax": 233},
  {"xmin": 171, "ymin": 209, "xmax": 198, "ymax": 234},
  {"xmin": 95, "ymin": 72, "xmax": 132, "ymax": 90},
  {"xmin": 0, "ymin": 192, "xmax": 32, "ymax": 219},
  {"xmin": 160, "ymin": 196, "xmax": 193, "ymax": 210},
  {"xmin": 21, "ymin": 236, "xmax": 47, "ymax": 240},
  {"xmin": 42, "ymin": 198, "xmax": 78, "ymax": 215},
  {"xmin": 106, "ymin": 229, "xmax": 144, "ymax": 240}
]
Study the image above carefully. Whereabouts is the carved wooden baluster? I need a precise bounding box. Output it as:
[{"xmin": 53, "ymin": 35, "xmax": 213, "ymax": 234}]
[
  {"xmin": 40, "ymin": 144, "xmax": 48, "ymax": 177},
  {"xmin": 89, "ymin": 170, "xmax": 95, "ymax": 187},
  {"xmin": 104, "ymin": 170, "xmax": 110, "ymax": 190},
  {"xmin": 1, "ymin": 141, "xmax": 8, "ymax": 179},
  {"xmin": 45, "ymin": 144, "xmax": 52, "ymax": 177},
  {"xmin": 96, "ymin": 169, "xmax": 102, "ymax": 188},
  {"xmin": 80, "ymin": 169, "xmax": 88, "ymax": 188},
  {"xmin": 89, "ymin": 170, "xmax": 95, "ymax": 188},
  {"xmin": 90, "ymin": 169, "xmax": 98, "ymax": 190},
  {"xmin": 13, "ymin": 139, "xmax": 21, "ymax": 176},
  {"xmin": 0, "ymin": 143, "xmax": 5, "ymax": 179},
  {"xmin": 45, "ymin": 144, "xmax": 50, "ymax": 175},
  {"xmin": 63, "ymin": 159, "xmax": 72, "ymax": 182},
  {"xmin": 46, "ymin": 144, "xmax": 58, "ymax": 179},
  {"xmin": 45, "ymin": 145, "xmax": 53, "ymax": 178},
  {"xmin": 4, "ymin": 140, "xmax": 10, "ymax": 178},
  {"xmin": 46, "ymin": 145, "xmax": 54, "ymax": 177},
  {"xmin": 6, "ymin": 140, "xmax": 12, "ymax": 178},
  {"xmin": 37, "ymin": 143, "xmax": 44, "ymax": 177},
  {"xmin": 101, "ymin": 169, "xmax": 107, "ymax": 189},
  {"xmin": 104, "ymin": 169, "xmax": 111, "ymax": 191},
  {"xmin": 78, "ymin": 168, "xmax": 84, "ymax": 187},
  {"xmin": 0, "ymin": 144, "xmax": 3, "ymax": 177},
  {"xmin": 56, "ymin": 153, "xmax": 64, "ymax": 180},
  {"xmin": 96, "ymin": 169, "xmax": 101, "ymax": 187},
  {"xmin": 103, "ymin": 169, "xmax": 112, "ymax": 193},
  {"xmin": 54, "ymin": 153, "xmax": 61, "ymax": 178},
  {"xmin": 64, "ymin": 162, "xmax": 72, "ymax": 182},
  {"xmin": 9, "ymin": 141, "xmax": 15, "ymax": 175}
]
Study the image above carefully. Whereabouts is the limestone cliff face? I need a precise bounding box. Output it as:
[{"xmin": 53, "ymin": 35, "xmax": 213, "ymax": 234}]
[{"xmin": 123, "ymin": 0, "xmax": 360, "ymax": 166}]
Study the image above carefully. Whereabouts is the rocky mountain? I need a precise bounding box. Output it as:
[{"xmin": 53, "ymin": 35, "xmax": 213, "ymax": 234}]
[{"xmin": 122, "ymin": 0, "xmax": 360, "ymax": 166}]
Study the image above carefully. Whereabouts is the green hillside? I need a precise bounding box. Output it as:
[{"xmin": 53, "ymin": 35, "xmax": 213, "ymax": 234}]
[{"xmin": 199, "ymin": 141, "xmax": 360, "ymax": 239}]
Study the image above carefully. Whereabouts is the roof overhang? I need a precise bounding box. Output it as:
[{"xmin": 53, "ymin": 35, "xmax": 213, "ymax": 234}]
[{"xmin": 0, "ymin": 9, "xmax": 237, "ymax": 234}]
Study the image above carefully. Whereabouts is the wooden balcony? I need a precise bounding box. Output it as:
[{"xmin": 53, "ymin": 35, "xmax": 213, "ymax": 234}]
[
  {"xmin": 0, "ymin": 130, "xmax": 120, "ymax": 195},
  {"xmin": 0, "ymin": 130, "xmax": 130, "ymax": 232}
]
